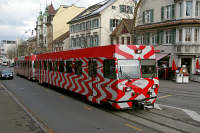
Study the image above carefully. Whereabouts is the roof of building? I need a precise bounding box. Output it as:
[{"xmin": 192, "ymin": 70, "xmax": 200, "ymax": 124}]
[
  {"xmin": 52, "ymin": 31, "xmax": 70, "ymax": 44},
  {"xmin": 46, "ymin": 4, "xmax": 56, "ymax": 15},
  {"xmin": 68, "ymin": 0, "xmax": 116, "ymax": 23},
  {"xmin": 110, "ymin": 19, "xmax": 133, "ymax": 36},
  {"xmin": 136, "ymin": 19, "xmax": 200, "ymax": 31}
]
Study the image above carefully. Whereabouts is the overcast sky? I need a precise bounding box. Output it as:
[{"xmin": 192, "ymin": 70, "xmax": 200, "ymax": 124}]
[{"xmin": 0, "ymin": 0, "xmax": 103, "ymax": 41}]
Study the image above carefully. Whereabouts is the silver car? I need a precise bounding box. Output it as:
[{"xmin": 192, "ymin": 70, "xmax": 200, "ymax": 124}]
[{"xmin": 0, "ymin": 69, "xmax": 13, "ymax": 79}]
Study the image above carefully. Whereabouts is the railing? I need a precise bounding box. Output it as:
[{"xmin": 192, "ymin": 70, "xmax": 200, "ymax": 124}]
[{"xmin": 174, "ymin": 45, "xmax": 200, "ymax": 54}]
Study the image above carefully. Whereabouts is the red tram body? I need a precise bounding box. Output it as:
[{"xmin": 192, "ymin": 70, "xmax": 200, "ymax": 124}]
[
  {"xmin": 14, "ymin": 55, "xmax": 37, "ymax": 80},
  {"xmin": 15, "ymin": 45, "xmax": 159, "ymax": 109}
]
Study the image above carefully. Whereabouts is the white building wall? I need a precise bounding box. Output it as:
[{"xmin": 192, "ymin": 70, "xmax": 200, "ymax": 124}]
[{"xmin": 100, "ymin": 0, "xmax": 134, "ymax": 45}]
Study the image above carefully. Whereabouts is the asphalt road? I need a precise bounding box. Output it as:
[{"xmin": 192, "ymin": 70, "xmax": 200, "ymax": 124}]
[
  {"xmin": 158, "ymin": 80, "xmax": 200, "ymax": 114},
  {"xmin": 1, "ymin": 74, "xmax": 160, "ymax": 133}
]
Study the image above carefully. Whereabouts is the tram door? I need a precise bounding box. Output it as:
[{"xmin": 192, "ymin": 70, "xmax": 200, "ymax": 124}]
[{"xmin": 88, "ymin": 59, "xmax": 98, "ymax": 96}]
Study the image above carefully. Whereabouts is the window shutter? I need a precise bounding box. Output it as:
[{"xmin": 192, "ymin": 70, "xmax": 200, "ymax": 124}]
[
  {"xmin": 172, "ymin": 29, "xmax": 176, "ymax": 44},
  {"xmin": 120, "ymin": 5, "xmax": 123, "ymax": 13},
  {"xmin": 151, "ymin": 9, "xmax": 154, "ymax": 23},
  {"xmin": 161, "ymin": 31, "xmax": 164, "ymax": 44},
  {"xmin": 143, "ymin": 11, "xmax": 145, "ymax": 24},
  {"xmin": 158, "ymin": 31, "xmax": 164, "ymax": 44},
  {"xmin": 156, "ymin": 32, "xmax": 159, "ymax": 43},
  {"xmin": 130, "ymin": 7, "xmax": 133, "ymax": 14},
  {"xmin": 161, "ymin": 6, "xmax": 164, "ymax": 21},
  {"xmin": 172, "ymin": 4, "xmax": 175, "ymax": 19},
  {"xmin": 110, "ymin": 19, "xmax": 113, "ymax": 31},
  {"xmin": 147, "ymin": 32, "xmax": 150, "ymax": 44}
]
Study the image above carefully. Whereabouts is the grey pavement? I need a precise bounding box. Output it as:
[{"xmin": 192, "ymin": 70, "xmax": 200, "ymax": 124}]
[
  {"xmin": 158, "ymin": 80, "xmax": 200, "ymax": 114},
  {"xmin": 0, "ymin": 85, "xmax": 45, "ymax": 133}
]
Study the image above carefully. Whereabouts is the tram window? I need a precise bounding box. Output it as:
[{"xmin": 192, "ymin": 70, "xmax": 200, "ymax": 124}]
[
  {"xmin": 33, "ymin": 61, "xmax": 35, "ymax": 68},
  {"xmin": 103, "ymin": 59, "xmax": 116, "ymax": 79},
  {"xmin": 44, "ymin": 61, "xmax": 47, "ymax": 70},
  {"xmin": 59, "ymin": 61, "xmax": 64, "ymax": 72},
  {"xmin": 48, "ymin": 61, "xmax": 52, "ymax": 71},
  {"xmin": 53, "ymin": 61, "xmax": 58, "ymax": 71},
  {"xmin": 39, "ymin": 61, "xmax": 42, "ymax": 69},
  {"xmin": 88, "ymin": 61, "xmax": 97, "ymax": 77},
  {"xmin": 75, "ymin": 61, "xmax": 82, "ymax": 75},
  {"xmin": 141, "ymin": 59, "xmax": 156, "ymax": 78},
  {"xmin": 66, "ymin": 61, "xmax": 72, "ymax": 73}
]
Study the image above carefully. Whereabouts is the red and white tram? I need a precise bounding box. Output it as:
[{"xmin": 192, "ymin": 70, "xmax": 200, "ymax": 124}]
[
  {"xmin": 14, "ymin": 55, "xmax": 37, "ymax": 80},
  {"xmin": 32, "ymin": 45, "xmax": 159, "ymax": 109}
]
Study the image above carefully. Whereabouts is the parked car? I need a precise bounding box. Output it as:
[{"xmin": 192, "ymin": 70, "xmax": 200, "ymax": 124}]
[
  {"xmin": 1, "ymin": 61, "xmax": 8, "ymax": 66},
  {"xmin": 0, "ymin": 69, "xmax": 13, "ymax": 79}
]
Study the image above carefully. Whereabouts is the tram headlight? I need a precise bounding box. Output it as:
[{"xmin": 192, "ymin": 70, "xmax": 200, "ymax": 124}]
[
  {"xmin": 135, "ymin": 49, "xmax": 142, "ymax": 54},
  {"xmin": 124, "ymin": 87, "xmax": 132, "ymax": 92},
  {"xmin": 152, "ymin": 84, "xmax": 158, "ymax": 89}
]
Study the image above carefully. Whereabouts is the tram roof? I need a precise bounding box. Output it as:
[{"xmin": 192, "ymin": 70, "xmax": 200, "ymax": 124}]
[{"xmin": 37, "ymin": 45, "xmax": 155, "ymax": 60}]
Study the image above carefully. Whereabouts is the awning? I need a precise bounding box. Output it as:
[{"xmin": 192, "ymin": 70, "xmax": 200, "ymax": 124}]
[{"xmin": 155, "ymin": 53, "xmax": 169, "ymax": 61}]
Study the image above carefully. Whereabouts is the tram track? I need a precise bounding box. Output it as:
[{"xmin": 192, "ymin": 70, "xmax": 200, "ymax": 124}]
[
  {"xmin": 159, "ymin": 91, "xmax": 200, "ymax": 99},
  {"xmin": 124, "ymin": 109, "xmax": 200, "ymax": 133}
]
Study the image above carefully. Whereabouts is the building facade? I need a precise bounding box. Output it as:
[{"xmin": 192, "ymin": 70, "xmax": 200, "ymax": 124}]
[
  {"xmin": 68, "ymin": 0, "xmax": 135, "ymax": 49},
  {"xmin": 35, "ymin": 4, "xmax": 56, "ymax": 53},
  {"xmin": 0, "ymin": 40, "xmax": 17, "ymax": 62},
  {"xmin": 52, "ymin": 5, "xmax": 85, "ymax": 51},
  {"xmin": 136, "ymin": 0, "xmax": 200, "ymax": 74}
]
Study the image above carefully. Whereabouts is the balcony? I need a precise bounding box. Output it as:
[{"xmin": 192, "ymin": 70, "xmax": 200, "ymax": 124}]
[{"xmin": 174, "ymin": 45, "xmax": 200, "ymax": 55}]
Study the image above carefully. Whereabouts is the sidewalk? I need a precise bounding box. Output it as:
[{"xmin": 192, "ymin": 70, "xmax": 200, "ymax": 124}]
[{"xmin": 0, "ymin": 85, "xmax": 45, "ymax": 133}]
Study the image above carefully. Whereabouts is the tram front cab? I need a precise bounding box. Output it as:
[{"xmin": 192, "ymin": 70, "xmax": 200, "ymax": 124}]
[{"xmin": 109, "ymin": 59, "xmax": 159, "ymax": 109}]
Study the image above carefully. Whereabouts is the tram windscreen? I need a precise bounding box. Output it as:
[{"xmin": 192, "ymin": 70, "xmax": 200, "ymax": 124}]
[
  {"xmin": 141, "ymin": 59, "xmax": 157, "ymax": 78},
  {"xmin": 118, "ymin": 60, "xmax": 141, "ymax": 79}
]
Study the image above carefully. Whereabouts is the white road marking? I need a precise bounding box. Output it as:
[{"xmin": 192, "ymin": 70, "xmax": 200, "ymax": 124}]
[
  {"xmin": 158, "ymin": 104, "xmax": 200, "ymax": 122},
  {"xmin": 154, "ymin": 104, "xmax": 162, "ymax": 110}
]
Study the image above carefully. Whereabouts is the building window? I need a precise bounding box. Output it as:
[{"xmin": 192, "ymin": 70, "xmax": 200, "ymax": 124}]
[
  {"xmin": 179, "ymin": 29, "xmax": 182, "ymax": 42},
  {"xmin": 146, "ymin": 10, "xmax": 151, "ymax": 23},
  {"xmin": 161, "ymin": 5, "xmax": 175, "ymax": 21},
  {"xmin": 196, "ymin": 1, "xmax": 200, "ymax": 16},
  {"xmin": 121, "ymin": 37, "xmax": 124, "ymax": 44},
  {"xmin": 86, "ymin": 36, "xmax": 91, "ymax": 47},
  {"xmin": 152, "ymin": 33, "xmax": 157, "ymax": 44},
  {"xmin": 93, "ymin": 35, "xmax": 99, "ymax": 46},
  {"xmin": 186, "ymin": 1, "xmax": 192, "ymax": 16},
  {"xmin": 110, "ymin": 19, "xmax": 120, "ymax": 31},
  {"xmin": 185, "ymin": 28, "xmax": 192, "ymax": 42},
  {"xmin": 143, "ymin": 9, "xmax": 154, "ymax": 23},
  {"xmin": 195, "ymin": 28, "xmax": 199, "ymax": 42},
  {"xmin": 119, "ymin": 5, "xmax": 133, "ymax": 14},
  {"xmin": 127, "ymin": 37, "xmax": 130, "ymax": 45},
  {"xmin": 112, "ymin": 6, "xmax": 116, "ymax": 9},
  {"xmin": 179, "ymin": 3, "xmax": 182, "ymax": 17},
  {"xmin": 166, "ymin": 6, "xmax": 172, "ymax": 19},
  {"xmin": 92, "ymin": 19, "xmax": 99, "ymax": 29},
  {"xmin": 86, "ymin": 21, "xmax": 91, "ymax": 30},
  {"xmin": 166, "ymin": 31, "xmax": 170, "ymax": 43}
]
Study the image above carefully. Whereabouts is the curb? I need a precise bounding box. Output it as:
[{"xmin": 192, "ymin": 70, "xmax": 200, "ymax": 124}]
[{"xmin": 0, "ymin": 83, "xmax": 54, "ymax": 133}]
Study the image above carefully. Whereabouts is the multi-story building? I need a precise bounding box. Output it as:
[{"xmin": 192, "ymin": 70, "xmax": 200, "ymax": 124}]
[
  {"xmin": 52, "ymin": 5, "xmax": 85, "ymax": 52},
  {"xmin": 35, "ymin": 3, "xmax": 56, "ymax": 53},
  {"xmin": 0, "ymin": 40, "xmax": 17, "ymax": 63},
  {"xmin": 68, "ymin": 0, "xmax": 135, "ymax": 49},
  {"xmin": 135, "ymin": 0, "xmax": 200, "ymax": 74}
]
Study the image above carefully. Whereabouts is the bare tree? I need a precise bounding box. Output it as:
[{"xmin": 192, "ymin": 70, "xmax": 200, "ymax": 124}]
[{"xmin": 132, "ymin": 0, "xmax": 144, "ymax": 44}]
